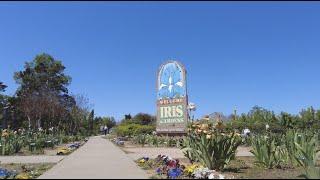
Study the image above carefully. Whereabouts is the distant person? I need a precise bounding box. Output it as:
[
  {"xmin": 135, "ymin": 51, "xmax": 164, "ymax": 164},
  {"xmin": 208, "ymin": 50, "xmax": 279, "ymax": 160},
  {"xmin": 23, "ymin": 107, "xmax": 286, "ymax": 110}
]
[
  {"xmin": 103, "ymin": 125, "xmax": 108, "ymax": 136},
  {"xmin": 242, "ymin": 127, "xmax": 251, "ymax": 137},
  {"xmin": 100, "ymin": 125, "xmax": 104, "ymax": 135}
]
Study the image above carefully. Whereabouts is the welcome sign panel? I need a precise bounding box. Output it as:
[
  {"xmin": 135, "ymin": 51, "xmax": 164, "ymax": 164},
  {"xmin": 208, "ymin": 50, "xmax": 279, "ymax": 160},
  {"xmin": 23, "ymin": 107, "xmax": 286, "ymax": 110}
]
[
  {"xmin": 156, "ymin": 61, "xmax": 188, "ymax": 134},
  {"xmin": 157, "ymin": 97, "xmax": 188, "ymax": 133}
]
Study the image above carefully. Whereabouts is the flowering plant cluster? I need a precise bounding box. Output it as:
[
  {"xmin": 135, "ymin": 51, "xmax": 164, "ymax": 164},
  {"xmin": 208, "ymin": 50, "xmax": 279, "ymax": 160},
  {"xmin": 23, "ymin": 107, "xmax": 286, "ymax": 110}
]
[
  {"xmin": 182, "ymin": 121, "xmax": 242, "ymax": 171},
  {"xmin": 155, "ymin": 155, "xmax": 184, "ymax": 179},
  {"xmin": 57, "ymin": 142, "xmax": 83, "ymax": 155},
  {"xmin": 137, "ymin": 154, "xmax": 233, "ymax": 179},
  {"xmin": 0, "ymin": 128, "xmax": 87, "ymax": 156}
]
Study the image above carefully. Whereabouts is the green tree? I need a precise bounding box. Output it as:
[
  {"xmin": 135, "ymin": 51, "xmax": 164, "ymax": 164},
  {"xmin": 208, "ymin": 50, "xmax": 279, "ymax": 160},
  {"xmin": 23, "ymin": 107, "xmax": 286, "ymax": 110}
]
[
  {"xmin": 132, "ymin": 113, "xmax": 156, "ymax": 125},
  {"xmin": 299, "ymin": 107, "xmax": 316, "ymax": 129},
  {"xmin": 14, "ymin": 53, "xmax": 72, "ymax": 130},
  {"xmin": 101, "ymin": 117, "xmax": 116, "ymax": 129},
  {"xmin": 88, "ymin": 110, "xmax": 94, "ymax": 135}
]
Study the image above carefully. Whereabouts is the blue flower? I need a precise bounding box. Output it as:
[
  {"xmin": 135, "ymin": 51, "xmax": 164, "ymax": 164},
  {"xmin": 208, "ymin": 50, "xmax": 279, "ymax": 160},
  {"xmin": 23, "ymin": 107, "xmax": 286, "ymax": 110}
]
[
  {"xmin": 168, "ymin": 168, "xmax": 182, "ymax": 179},
  {"xmin": 0, "ymin": 168, "xmax": 11, "ymax": 178}
]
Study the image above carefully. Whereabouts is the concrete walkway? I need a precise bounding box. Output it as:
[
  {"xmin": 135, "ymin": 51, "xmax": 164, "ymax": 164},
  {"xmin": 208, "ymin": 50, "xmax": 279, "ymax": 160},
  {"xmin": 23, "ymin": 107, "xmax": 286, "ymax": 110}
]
[{"xmin": 38, "ymin": 136, "xmax": 148, "ymax": 179}]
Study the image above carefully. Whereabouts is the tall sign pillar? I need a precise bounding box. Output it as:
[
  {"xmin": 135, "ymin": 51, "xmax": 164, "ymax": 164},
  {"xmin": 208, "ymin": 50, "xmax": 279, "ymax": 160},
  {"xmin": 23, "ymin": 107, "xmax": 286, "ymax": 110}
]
[{"xmin": 156, "ymin": 61, "xmax": 188, "ymax": 135}]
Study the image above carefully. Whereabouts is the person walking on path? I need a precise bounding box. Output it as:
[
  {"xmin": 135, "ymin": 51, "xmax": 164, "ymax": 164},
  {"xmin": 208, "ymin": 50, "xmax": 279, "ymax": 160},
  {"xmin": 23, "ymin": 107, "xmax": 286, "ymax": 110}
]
[{"xmin": 103, "ymin": 125, "xmax": 108, "ymax": 136}]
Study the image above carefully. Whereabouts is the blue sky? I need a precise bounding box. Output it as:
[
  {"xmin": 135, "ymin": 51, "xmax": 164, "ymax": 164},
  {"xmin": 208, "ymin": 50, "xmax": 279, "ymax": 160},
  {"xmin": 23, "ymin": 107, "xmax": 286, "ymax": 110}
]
[{"xmin": 0, "ymin": 2, "xmax": 320, "ymax": 121}]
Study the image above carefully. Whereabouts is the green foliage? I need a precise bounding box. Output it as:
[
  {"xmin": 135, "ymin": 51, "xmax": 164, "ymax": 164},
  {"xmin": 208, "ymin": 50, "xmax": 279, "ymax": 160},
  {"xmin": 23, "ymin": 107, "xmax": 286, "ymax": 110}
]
[
  {"xmin": 14, "ymin": 53, "xmax": 71, "ymax": 95},
  {"xmin": 182, "ymin": 131, "xmax": 242, "ymax": 170},
  {"xmin": 251, "ymin": 130, "xmax": 319, "ymax": 169},
  {"xmin": 301, "ymin": 159, "xmax": 320, "ymax": 179},
  {"xmin": 250, "ymin": 134, "xmax": 284, "ymax": 169},
  {"xmin": 115, "ymin": 123, "xmax": 155, "ymax": 137},
  {"xmin": 131, "ymin": 113, "xmax": 156, "ymax": 126},
  {"xmin": 227, "ymin": 106, "xmax": 320, "ymax": 134},
  {"xmin": 293, "ymin": 133, "xmax": 319, "ymax": 168},
  {"xmin": 181, "ymin": 137, "xmax": 198, "ymax": 163},
  {"xmin": 0, "ymin": 128, "xmax": 87, "ymax": 155},
  {"xmin": 132, "ymin": 134, "xmax": 148, "ymax": 147},
  {"xmin": 0, "ymin": 133, "xmax": 25, "ymax": 155},
  {"xmin": 88, "ymin": 110, "xmax": 94, "ymax": 135},
  {"xmin": 94, "ymin": 116, "xmax": 116, "ymax": 130}
]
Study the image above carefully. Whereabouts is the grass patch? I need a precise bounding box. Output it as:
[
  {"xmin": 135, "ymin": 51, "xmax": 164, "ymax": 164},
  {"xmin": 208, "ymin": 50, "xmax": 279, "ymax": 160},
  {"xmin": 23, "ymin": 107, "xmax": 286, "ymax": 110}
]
[{"xmin": 224, "ymin": 157, "xmax": 305, "ymax": 179}]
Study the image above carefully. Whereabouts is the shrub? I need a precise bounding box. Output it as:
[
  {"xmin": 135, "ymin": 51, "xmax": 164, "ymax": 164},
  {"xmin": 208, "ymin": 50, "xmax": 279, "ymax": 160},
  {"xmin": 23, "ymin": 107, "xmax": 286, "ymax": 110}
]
[{"xmin": 115, "ymin": 124, "xmax": 155, "ymax": 137}]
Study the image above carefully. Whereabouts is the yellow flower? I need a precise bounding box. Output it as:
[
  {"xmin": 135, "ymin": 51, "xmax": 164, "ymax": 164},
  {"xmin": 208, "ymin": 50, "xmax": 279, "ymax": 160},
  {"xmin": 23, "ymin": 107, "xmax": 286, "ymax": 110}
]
[
  {"xmin": 57, "ymin": 147, "xmax": 71, "ymax": 155},
  {"xmin": 139, "ymin": 159, "xmax": 145, "ymax": 164},
  {"xmin": 15, "ymin": 173, "xmax": 30, "ymax": 179},
  {"xmin": 184, "ymin": 164, "xmax": 201, "ymax": 174}
]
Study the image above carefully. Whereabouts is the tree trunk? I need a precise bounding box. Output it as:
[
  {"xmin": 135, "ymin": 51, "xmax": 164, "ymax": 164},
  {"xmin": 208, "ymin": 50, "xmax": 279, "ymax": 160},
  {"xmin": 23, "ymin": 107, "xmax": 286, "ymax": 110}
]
[{"xmin": 27, "ymin": 116, "xmax": 31, "ymax": 131}]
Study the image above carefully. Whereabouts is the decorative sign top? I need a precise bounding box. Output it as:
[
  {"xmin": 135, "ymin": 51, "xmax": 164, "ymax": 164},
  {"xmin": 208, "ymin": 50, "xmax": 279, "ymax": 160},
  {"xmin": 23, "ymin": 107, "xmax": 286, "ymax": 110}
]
[{"xmin": 157, "ymin": 61, "xmax": 186, "ymax": 100}]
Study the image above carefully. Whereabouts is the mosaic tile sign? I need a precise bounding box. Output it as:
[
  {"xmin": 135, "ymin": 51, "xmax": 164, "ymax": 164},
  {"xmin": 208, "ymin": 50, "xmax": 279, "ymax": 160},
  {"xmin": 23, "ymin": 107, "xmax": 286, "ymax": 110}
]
[{"xmin": 156, "ymin": 61, "xmax": 188, "ymax": 134}]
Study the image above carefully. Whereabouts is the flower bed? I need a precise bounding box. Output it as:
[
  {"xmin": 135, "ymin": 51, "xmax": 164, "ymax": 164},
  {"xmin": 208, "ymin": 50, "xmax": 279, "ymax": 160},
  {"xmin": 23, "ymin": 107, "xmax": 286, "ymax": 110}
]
[
  {"xmin": 0, "ymin": 163, "xmax": 54, "ymax": 179},
  {"xmin": 56, "ymin": 140, "xmax": 87, "ymax": 155},
  {"xmin": 136, "ymin": 154, "xmax": 234, "ymax": 179},
  {"xmin": 0, "ymin": 128, "xmax": 88, "ymax": 156}
]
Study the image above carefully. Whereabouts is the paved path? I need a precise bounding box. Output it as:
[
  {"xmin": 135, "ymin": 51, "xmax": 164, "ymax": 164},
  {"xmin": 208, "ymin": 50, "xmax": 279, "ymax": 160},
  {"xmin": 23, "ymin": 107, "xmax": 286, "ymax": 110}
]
[
  {"xmin": 0, "ymin": 156, "xmax": 64, "ymax": 164},
  {"xmin": 38, "ymin": 136, "xmax": 148, "ymax": 179}
]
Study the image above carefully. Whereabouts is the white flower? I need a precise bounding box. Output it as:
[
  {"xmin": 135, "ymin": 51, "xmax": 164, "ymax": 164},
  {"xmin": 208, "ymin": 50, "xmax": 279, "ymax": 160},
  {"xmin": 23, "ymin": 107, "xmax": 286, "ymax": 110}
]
[
  {"xmin": 266, "ymin": 124, "xmax": 270, "ymax": 130},
  {"xmin": 208, "ymin": 173, "xmax": 215, "ymax": 179},
  {"xmin": 219, "ymin": 174, "xmax": 225, "ymax": 179}
]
